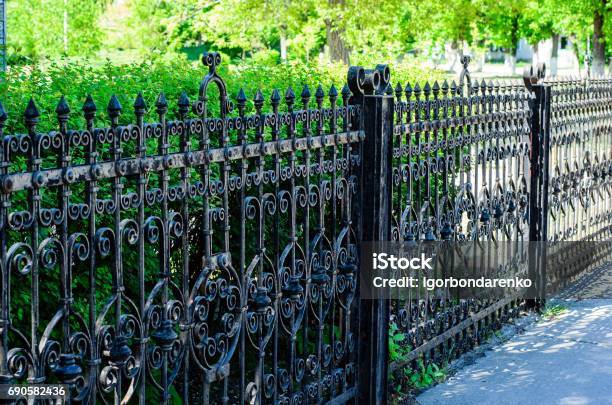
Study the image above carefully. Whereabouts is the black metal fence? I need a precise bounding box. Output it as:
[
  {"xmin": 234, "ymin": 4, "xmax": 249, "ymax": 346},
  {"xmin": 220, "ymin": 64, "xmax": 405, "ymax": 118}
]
[
  {"xmin": 543, "ymin": 74, "xmax": 612, "ymax": 293},
  {"xmin": 0, "ymin": 54, "xmax": 610, "ymax": 404},
  {"xmin": 386, "ymin": 59, "xmax": 532, "ymax": 385}
]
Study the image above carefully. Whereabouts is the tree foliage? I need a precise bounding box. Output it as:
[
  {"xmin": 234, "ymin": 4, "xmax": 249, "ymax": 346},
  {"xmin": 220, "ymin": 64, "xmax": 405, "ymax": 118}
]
[
  {"xmin": 3, "ymin": 0, "xmax": 612, "ymax": 69},
  {"xmin": 7, "ymin": 0, "xmax": 106, "ymax": 61}
]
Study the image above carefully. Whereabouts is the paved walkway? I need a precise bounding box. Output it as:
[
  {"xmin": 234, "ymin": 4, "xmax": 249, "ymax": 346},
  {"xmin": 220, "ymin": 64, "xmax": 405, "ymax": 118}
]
[{"xmin": 417, "ymin": 266, "xmax": 612, "ymax": 405}]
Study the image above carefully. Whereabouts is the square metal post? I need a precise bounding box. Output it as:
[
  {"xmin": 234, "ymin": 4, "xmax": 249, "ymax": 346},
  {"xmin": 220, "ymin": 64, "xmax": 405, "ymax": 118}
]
[
  {"xmin": 350, "ymin": 65, "xmax": 393, "ymax": 404},
  {"xmin": 527, "ymin": 80, "xmax": 551, "ymax": 308}
]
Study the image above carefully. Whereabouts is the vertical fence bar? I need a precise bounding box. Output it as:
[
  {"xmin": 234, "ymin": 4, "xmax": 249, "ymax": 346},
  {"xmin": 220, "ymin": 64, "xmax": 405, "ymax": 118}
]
[{"xmin": 350, "ymin": 65, "xmax": 393, "ymax": 405}]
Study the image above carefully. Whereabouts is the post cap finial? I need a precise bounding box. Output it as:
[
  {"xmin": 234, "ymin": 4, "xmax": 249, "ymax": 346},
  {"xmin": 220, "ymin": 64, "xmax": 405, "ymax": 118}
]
[{"xmin": 202, "ymin": 52, "xmax": 222, "ymax": 74}]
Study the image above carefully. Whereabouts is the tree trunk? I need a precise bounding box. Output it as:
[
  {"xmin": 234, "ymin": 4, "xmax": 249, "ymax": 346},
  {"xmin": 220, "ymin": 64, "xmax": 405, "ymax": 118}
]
[
  {"xmin": 571, "ymin": 38, "xmax": 582, "ymax": 74},
  {"xmin": 505, "ymin": 53, "xmax": 516, "ymax": 75},
  {"xmin": 63, "ymin": 0, "xmax": 68, "ymax": 55},
  {"xmin": 280, "ymin": 32, "xmax": 287, "ymax": 62},
  {"xmin": 448, "ymin": 40, "xmax": 462, "ymax": 74},
  {"xmin": 326, "ymin": 0, "xmax": 349, "ymax": 64},
  {"xmin": 550, "ymin": 34, "xmax": 560, "ymax": 76},
  {"xmin": 592, "ymin": 0, "xmax": 607, "ymax": 76},
  {"xmin": 506, "ymin": 16, "xmax": 519, "ymax": 75}
]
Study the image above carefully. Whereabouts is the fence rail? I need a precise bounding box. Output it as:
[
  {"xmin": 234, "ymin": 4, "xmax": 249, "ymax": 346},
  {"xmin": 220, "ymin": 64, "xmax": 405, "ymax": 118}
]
[{"xmin": 0, "ymin": 54, "xmax": 610, "ymax": 404}]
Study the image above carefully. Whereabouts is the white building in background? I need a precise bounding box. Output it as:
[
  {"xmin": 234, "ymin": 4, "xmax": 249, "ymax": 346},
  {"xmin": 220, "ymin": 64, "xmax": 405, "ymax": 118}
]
[
  {"xmin": 483, "ymin": 37, "xmax": 579, "ymax": 75},
  {"xmin": 441, "ymin": 36, "xmax": 580, "ymax": 76}
]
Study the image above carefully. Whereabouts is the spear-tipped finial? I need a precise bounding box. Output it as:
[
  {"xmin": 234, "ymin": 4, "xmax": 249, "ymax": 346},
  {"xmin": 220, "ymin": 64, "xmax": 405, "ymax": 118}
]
[
  {"xmin": 441, "ymin": 80, "xmax": 449, "ymax": 94},
  {"xmin": 480, "ymin": 79, "xmax": 487, "ymax": 92},
  {"xmin": 107, "ymin": 95, "xmax": 122, "ymax": 118},
  {"xmin": 328, "ymin": 84, "xmax": 338, "ymax": 98},
  {"xmin": 24, "ymin": 98, "xmax": 40, "ymax": 126},
  {"xmin": 432, "ymin": 81, "xmax": 440, "ymax": 95},
  {"xmin": 301, "ymin": 84, "xmax": 311, "ymax": 100},
  {"xmin": 133, "ymin": 92, "xmax": 147, "ymax": 112},
  {"xmin": 178, "ymin": 91, "xmax": 190, "ymax": 116},
  {"xmin": 236, "ymin": 88, "xmax": 247, "ymax": 105},
  {"xmin": 82, "ymin": 95, "xmax": 97, "ymax": 115},
  {"xmin": 341, "ymin": 83, "xmax": 351, "ymax": 99},
  {"xmin": 385, "ymin": 83, "xmax": 393, "ymax": 95},
  {"xmin": 284, "ymin": 86, "xmax": 295, "ymax": 102},
  {"xmin": 55, "ymin": 96, "xmax": 70, "ymax": 116},
  {"xmin": 315, "ymin": 85, "xmax": 325, "ymax": 100},
  {"xmin": 404, "ymin": 83, "xmax": 413, "ymax": 97},
  {"xmin": 155, "ymin": 92, "xmax": 168, "ymax": 114},
  {"xmin": 254, "ymin": 89, "xmax": 265, "ymax": 108},
  {"xmin": 270, "ymin": 89, "xmax": 281, "ymax": 104},
  {"xmin": 395, "ymin": 83, "xmax": 403, "ymax": 97}
]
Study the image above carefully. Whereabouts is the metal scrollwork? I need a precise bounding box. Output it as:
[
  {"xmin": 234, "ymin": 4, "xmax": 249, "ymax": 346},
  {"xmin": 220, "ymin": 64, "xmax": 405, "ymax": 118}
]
[{"xmin": 0, "ymin": 52, "xmax": 362, "ymax": 404}]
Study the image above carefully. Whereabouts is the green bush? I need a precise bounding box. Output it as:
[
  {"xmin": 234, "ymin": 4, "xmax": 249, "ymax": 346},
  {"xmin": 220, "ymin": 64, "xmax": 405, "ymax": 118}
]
[{"xmin": 0, "ymin": 53, "xmax": 443, "ymax": 134}]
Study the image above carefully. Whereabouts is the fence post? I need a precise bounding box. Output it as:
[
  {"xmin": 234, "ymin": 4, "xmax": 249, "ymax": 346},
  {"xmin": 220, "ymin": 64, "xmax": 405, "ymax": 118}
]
[
  {"xmin": 525, "ymin": 64, "xmax": 551, "ymax": 307},
  {"xmin": 349, "ymin": 64, "xmax": 393, "ymax": 405}
]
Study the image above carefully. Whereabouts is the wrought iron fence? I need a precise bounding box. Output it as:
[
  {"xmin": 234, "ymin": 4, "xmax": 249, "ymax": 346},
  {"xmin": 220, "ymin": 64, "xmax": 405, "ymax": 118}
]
[
  {"xmin": 542, "ymin": 73, "xmax": 612, "ymax": 292},
  {"xmin": 385, "ymin": 58, "xmax": 531, "ymax": 392},
  {"xmin": 0, "ymin": 53, "xmax": 363, "ymax": 404},
  {"xmin": 0, "ymin": 54, "xmax": 610, "ymax": 405}
]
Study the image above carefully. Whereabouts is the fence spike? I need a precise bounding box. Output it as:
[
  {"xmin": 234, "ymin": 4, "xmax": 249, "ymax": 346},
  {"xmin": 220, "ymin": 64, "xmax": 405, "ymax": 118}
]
[
  {"xmin": 284, "ymin": 86, "xmax": 295, "ymax": 102},
  {"xmin": 254, "ymin": 89, "xmax": 265, "ymax": 108},
  {"xmin": 178, "ymin": 91, "xmax": 190, "ymax": 116},
  {"xmin": 55, "ymin": 96, "xmax": 71, "ymax": 116},
  {"xmin": 133, "ymin": 92, "xmax": 147, "ymax": 111},
  {"xmin": 341, "ymin": 83, "xmax": 351, "ymax": 98},
  {"xmin": 107, "ymin": 95, "xmax": 122, "ymax": 118},
  {"xmin": 441, "ymin": 80, "xmax": 449, "ymax": 94},
  {"xmin": 82, "ymin": 94, "xmax": 97, "ymax": 114},
  {"xmin": 270, "ymin": 89, "xmax": 281, "ymax": 104},
  {"xmin": 404, "ymin": 83, "xmax": 413, "ymax": 98},
  {"xmin": 394, "ymin": 83, "xmax": 403, "ymax": 99},
  {"xmin": 315, "ymin": 85, "xmax": 325, "ymax": 100},
  {"xmin": 236, "ymin": 88, "xmax": 247, "ymax": 104},
  {"xmin": 155, "ymin": 92, "xmax": 168, "ymax": 114},
  {"xmin": 480, "ymin": 79, "xmax": 487, "ymax": 93},
  {"xmin": 329, "ymin": 84, "xmax": 338, "ymax": 98},
  {"xmin": 432, "ymin": 81, "xmax": 440, "ymax": 95},
  {"xmin": 300, "ymin": 84, "xmax": 310, "ymax": 104},
  {"xmin": 471, "ymin": 79, "xmax": 479, "ymax": 93},
  {"xmin": 24, "ymin": 97, "xmax": 40, "ymax": 120}
]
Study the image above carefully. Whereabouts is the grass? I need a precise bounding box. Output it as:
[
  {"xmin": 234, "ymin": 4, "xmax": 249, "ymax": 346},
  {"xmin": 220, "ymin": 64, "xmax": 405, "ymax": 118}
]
[{"xmin": 541, "ymin": 303, "xmax": 569, "ymax": 320}]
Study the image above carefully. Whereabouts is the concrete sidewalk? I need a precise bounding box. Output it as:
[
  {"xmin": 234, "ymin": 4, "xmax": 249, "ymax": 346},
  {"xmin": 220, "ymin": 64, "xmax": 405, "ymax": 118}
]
[{"xmin": 417, "ymin": 299, "xmax": 612, "ymax": 405}]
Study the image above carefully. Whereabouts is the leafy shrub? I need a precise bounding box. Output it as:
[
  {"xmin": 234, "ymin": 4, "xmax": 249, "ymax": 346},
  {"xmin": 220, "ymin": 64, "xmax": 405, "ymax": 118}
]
[{"xmin": 0, "ymin": 53, "xmax": 443, "ymax": 134}]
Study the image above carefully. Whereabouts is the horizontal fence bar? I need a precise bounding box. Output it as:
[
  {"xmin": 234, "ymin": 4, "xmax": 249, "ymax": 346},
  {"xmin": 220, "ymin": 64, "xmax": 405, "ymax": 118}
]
[
  {"xmin": 1, "ymin": 130, "xmax": 364, "ymax": 193},
  {"xmin": 389, "ymin": 293, "xmax": 521, "ymax": 373}
]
